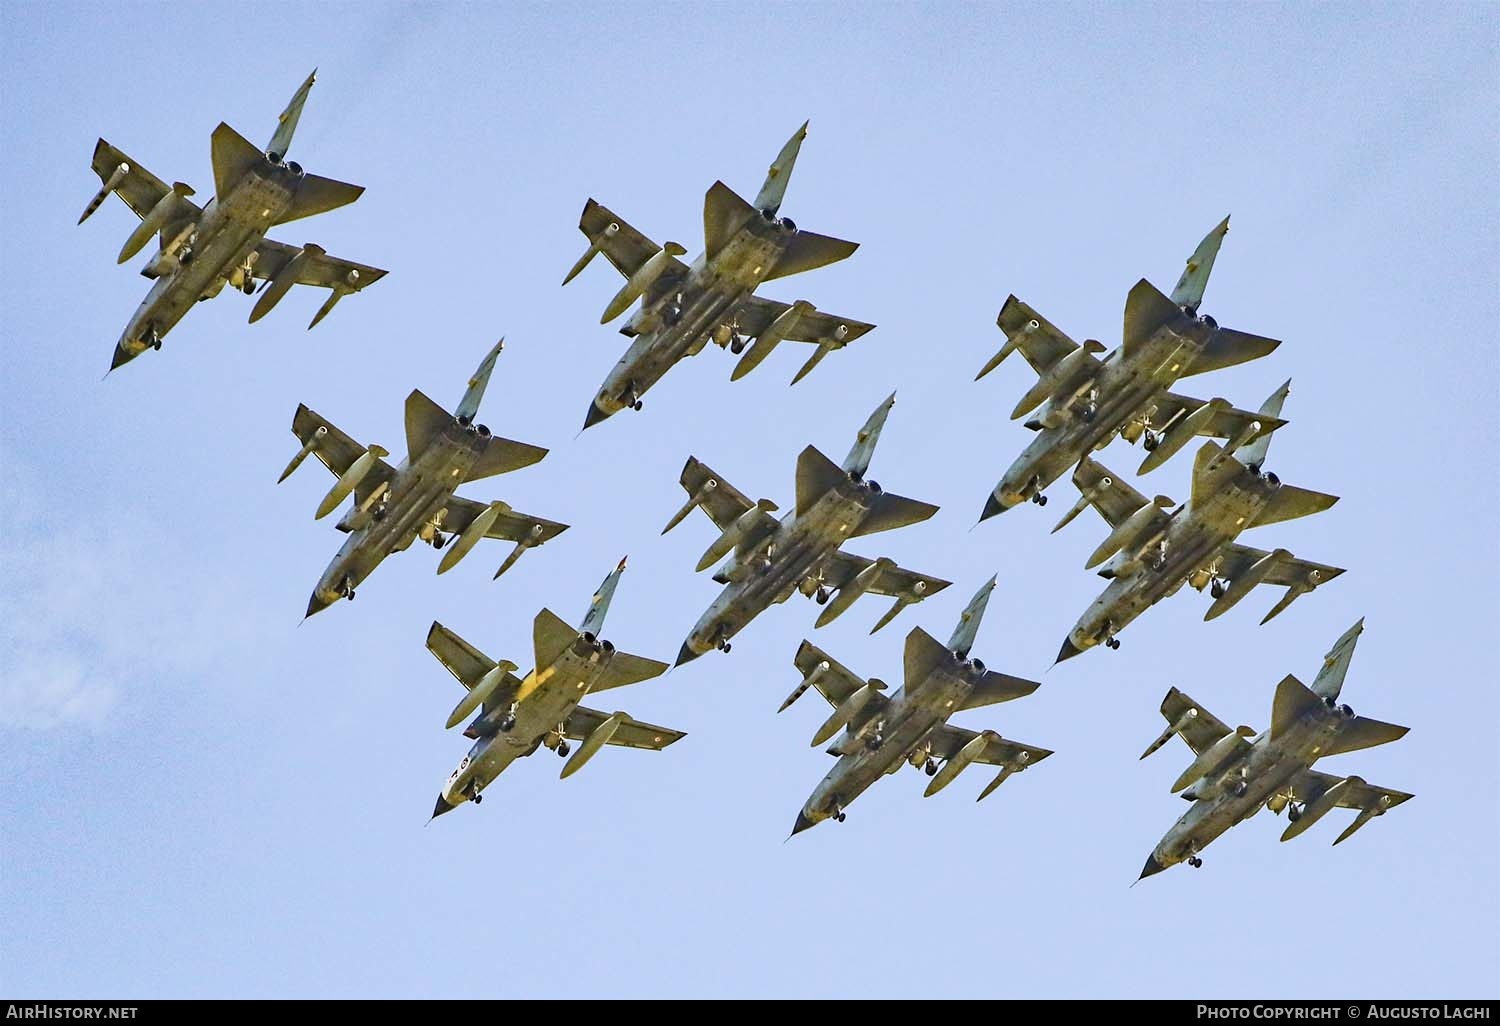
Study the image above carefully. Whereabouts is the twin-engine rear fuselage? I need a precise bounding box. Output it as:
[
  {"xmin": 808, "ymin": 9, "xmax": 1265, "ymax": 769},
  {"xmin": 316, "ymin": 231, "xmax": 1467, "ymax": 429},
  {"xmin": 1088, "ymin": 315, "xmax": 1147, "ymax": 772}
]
[
  {"xmin": 115, "ymin": 159, "xmax": 301, "ymax": 367},
  {"xmin": 308, "ymin": 423, "xmax": 484, "ymax": 615},
  {"xmin": 799, "ymin": 662, "xmax": 973, "ymax": 827},
  {"xmin": 593, "ymin": 212, "xmax": 795, "ymax": 421},
  {"xmin": 681, "ymin": 471, "xmax": 877, "ymax": 660},
  {"xmin": 1149, "ymin": 704, "xmax": 1350, "ymax": 871},
  {"xmin": 1066, "ymin": 463, "xmax": 1278, "ymax": 654},
  {"xmin": 441, "ymin": 636, "xmax": 613, "ymax": 810},
  {"xmin": 994, "ymin": 310, "xmax": 1218, "ymax": 510}
]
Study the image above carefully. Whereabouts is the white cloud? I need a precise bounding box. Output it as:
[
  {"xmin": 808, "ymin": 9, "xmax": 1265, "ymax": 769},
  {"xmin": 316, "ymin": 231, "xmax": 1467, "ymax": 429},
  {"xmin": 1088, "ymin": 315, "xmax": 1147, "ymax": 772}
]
[{"xmin": 0, "ymin": 452, "xmax": 261, "ymax": 730}]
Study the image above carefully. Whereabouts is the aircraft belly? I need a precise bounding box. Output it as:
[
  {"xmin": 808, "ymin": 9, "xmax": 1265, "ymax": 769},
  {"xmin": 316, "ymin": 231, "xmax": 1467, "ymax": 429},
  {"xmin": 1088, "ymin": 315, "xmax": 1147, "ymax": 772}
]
[
  {"xmin": 133, "ymin": 224, "xmax": 260, "ymax": 339},
  {"xmin": 325, "ymin": 466, "xmax": 456, "ymax": 588},
  {"xmin": 1141, "ymin": 331, "xmax": 1201, "ymax": 382},
  {"xmin": 810, "ymin": 713, "xmax": 935, "ymax": 815},
  {"xmin": 727, "ymin": 497, "xmax": 865, "ymax": 625},
  {"xmin": 604, "ymin": 289, "xmax": 740, "ymax": 399}
]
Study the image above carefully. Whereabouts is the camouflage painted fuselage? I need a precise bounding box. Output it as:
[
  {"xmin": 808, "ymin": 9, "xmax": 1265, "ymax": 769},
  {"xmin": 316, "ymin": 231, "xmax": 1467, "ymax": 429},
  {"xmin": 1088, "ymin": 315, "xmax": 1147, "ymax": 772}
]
[
  {"xmin": 1066, "ymin": 465, "xmax": 1280, "ymax": 652},
  {"xmin": 680, "ymin": 472, "xmax": 878, "ymax": 658},
  {"xmin": 991, "ymin": 311, "xmax": 1219, "ymax": 511},
  {"xmin": 307, "ymin": 422, "xmax": 488, "ymax": 614},
  {"xmin": 1148, "ymin": 703, "xmax": 1355, "ymax": 870},
  {"xmin": 799, "ymin": 661, "xmax": 975, "ymax": 826},
  {"xmin": 592, "ymin": 212, "xmax": 797, "ymax": 419},
  {"xmin": 440, "ymin": 637, "xmax": 615, "ymax": 808},
  {"xmin": 113, "ymin": 158, "xmax": 305, "ymax": 367}
]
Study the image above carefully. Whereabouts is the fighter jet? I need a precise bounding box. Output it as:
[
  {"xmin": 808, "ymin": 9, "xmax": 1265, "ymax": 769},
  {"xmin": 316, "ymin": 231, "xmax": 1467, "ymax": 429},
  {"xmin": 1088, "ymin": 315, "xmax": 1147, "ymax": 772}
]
[
  {"xmin": 781, "ymin": 576, "xmax": 1052, "ymax": 834},
  {"xmin": 563, "ymin": 121, "xmax": 875, "ymax": 428},
  {"xmin": 665, "ymin": 393, "xmax": 950, "ymax": 665},
  {"xmin": 1138, "ymin": 619, "xmax": 1412, "ymax": 878},
  {"xmin": 975, "ymin": 217, "xmax": 1287, "ymax": 519},
  {"xmin": 79, "ymin": 71, "xmax": 385, "ymax": 371},
  {"xmin": 429, "ymin": 558, "xmax": 684, "ymax": 818},
  {"xmin": 1053, "ymin": 380, "xmax": 1344, "ymax": 661},
  {"xmin": 279, "ymin": 340, "xmax": 567, "ymax": 617}
]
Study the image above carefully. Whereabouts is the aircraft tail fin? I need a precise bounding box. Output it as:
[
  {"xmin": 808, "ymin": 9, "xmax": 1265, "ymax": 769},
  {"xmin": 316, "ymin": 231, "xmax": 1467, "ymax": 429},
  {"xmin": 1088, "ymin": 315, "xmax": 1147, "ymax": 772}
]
[
  {"xmin": 764, "ymin": 230, "xmax": 859, "ymax": 282},
  {"xmin": 1170, "ymin": 216, "xmax": 1230, "ymax": 311},
  {"xmin": 1270, "ymin": 673, "xmax": 1321, "ymax": 740},
  {"xmin": 1312, "ymin": 618, "xmax": 1365, "ymax": 701},
  {"xmin": 754, "ymin": 120, "xmax": 808, "ymax": 216},
  {"xmin": 794, "ymin": 445, "xmax": 845, "ymax": 516},
  {"xmin": 1323, "ymin": 715, "xmax": 1410, "ymax": 757},
  {"xmin": 275, "ymin": 173, "xmax": 365, "ymax": 225},
  {"xmin": 1235, "ymin": 379, "xmax": 1291, "ymax": 471},
  {"xmin": 267, "ymin": 69, "xmax": 317, "ymax": 161},
  {"xmin": 210, "ymin": 122, "xmax": 264, "ymax": 200},
  {"xmin": 843, "ymin": 392, "xmax": 895, "ymax": 477},
  {"xmin": 704, "ymin": 181, "xmax": 757, "ymax": 258},
  {"xmin": 948, "ymin": 575, "xmax": 997, "ymax": 658},
  {"xmin": 533, "ymin": 608, "xmax": 578, "ymax": 670},
  {"xmin": 850, "ymin": 491, "xmax": 940, "ymax": 538},
  {"xmin": 456, "ymin": 339, "xmax": 504, "ymax": 423},
  {"xmin": 580, "ymin": 557, "xmax": 628, "ymax": 638}
]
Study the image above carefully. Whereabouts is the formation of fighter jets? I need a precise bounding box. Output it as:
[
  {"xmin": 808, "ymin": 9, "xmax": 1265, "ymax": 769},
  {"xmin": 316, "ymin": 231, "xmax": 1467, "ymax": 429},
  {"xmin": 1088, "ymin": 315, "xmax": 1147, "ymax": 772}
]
[{"xmin": 79, "ymin": 73, "xmax": 1411, "ymax": 881}]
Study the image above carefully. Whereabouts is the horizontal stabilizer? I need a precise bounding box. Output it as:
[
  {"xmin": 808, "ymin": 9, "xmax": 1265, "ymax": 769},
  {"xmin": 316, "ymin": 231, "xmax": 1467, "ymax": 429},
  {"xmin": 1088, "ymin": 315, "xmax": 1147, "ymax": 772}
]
[
  {"xmin": 591, "ymin": 650, "xmax": 671, "ymax": 694},
  {"xmin": 704, "ymin": 181, "xmax": 756, "ymax": 257},
  {"xmin": 1182, "ymin": 328, "xmax": 1282, "ymax": 378},
  {"xmin": 795, "ymin": 445, "xmax": 845, "ymax": 516},
  {"xmin": 404, "ymin": 390, "xmax": 451, "ymax": 459},
  {"xmin": 1189, "ymin": 440, "xmax": 1237, "ymax": 509},
  {"xmin": 210, "ymin": 122, "xmax": 263, "ymax": 200},
  {"xmin": 1270, "ymin": 673, "xmax": 1321, "ymax": 740},
  {"xmin": 959, "ymin": 670, "xmax": 1042, "ymax": 710},
  {"xmin": 1122, "ymin": 278, "xmax": 1181, "ymax": 355},
  {"xmin": 903, "ymin": 627, "xmax": 950, "ymax": 688},
  {"xmin": 464, "ymin": 435, "xmax": 549, "ymax": 483},
  {"xmin": 533, "ymin": 608, "xmax": 577, "ymax": 670},
  {"xmin": 276, "ymin": 173, "xmax": 365, "ymax": 225},
  {"xmin": 765, "ymin": 230, "xmax": 858, "ymax": 282},
  {"xmin": 851, "ymin": 491, "xmax": 940, "ymax": 538},
  {"xmin": 1252, "ymin": 484, "xmax": 1340, "ymax": 528},
  {"xmin": 1324, "ymin": 716, "xmax": 1410, "ymax": 757}
]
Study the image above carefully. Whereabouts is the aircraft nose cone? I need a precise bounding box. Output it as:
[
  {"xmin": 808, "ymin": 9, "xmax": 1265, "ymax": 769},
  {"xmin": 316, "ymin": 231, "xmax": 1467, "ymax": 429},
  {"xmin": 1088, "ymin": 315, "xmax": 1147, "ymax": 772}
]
[
  {"xmin": 582, "ymin": 402, "xmax": 612, "ymax": 431},
  {"xmin": 304, "ymin": 591, "xmax": 338, "ymax": 619},
  {"xmin": 431, "ymin": 794, "xmax": 457, "ymax": 820},
  {"xmin": 789, "ymin": 811, "xmax": 816, "ymax": 837},
  {"xmin": 1138, "ymin": 854, "xmax": 1168, "ymax": 880},
  {"xmin": 674, "ymin": 641, "xmax": 703, "ymax": 668},
  {"xmin": 979, "ymin": 492, "xmax": 1007, "ymax": 523},
  {"xmin": 109, "ymin": 344, "xmax": 138, "ymax": 372},
  {"xmin": 1054, "ymin": 637, "xmax": 1084, "ymax": 664}
]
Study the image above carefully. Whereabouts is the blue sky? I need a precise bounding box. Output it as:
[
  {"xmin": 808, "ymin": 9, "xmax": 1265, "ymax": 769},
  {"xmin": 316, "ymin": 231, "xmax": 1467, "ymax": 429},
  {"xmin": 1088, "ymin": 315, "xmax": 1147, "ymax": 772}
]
[{"xmin": 2, "ymin": 3, "xmax": 1496, "ymax": 999}]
